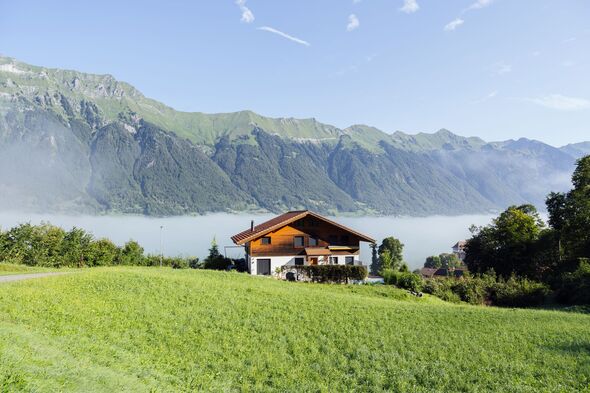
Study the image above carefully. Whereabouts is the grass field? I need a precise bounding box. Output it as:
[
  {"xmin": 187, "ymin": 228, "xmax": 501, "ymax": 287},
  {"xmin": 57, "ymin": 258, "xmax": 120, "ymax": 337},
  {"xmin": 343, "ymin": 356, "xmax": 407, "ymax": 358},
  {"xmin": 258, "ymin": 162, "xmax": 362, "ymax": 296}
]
[
  {"xmin": 0, "ymin": 263, "xmax": 60, "ymax": 276},
  {"xmin": 0, "ymin": 267, "xmax": 589, "ymax": 392}
]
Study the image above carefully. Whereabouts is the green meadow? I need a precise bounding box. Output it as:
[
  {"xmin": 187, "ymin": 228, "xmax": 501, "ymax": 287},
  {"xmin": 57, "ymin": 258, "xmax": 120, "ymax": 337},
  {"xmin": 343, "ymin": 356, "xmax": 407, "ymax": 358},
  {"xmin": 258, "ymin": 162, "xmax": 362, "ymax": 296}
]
[{"xmin": 0, "ymin": 267, "xmax": 589, "ymax": 392}]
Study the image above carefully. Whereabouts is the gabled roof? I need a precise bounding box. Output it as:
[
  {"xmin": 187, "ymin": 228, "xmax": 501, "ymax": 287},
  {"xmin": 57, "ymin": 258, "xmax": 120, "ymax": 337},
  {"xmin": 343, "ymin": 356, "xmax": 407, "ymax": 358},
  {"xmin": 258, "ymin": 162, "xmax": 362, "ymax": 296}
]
[{"xmin": 231, "ymin": 210, "xmax": 375, "ymax": 245}]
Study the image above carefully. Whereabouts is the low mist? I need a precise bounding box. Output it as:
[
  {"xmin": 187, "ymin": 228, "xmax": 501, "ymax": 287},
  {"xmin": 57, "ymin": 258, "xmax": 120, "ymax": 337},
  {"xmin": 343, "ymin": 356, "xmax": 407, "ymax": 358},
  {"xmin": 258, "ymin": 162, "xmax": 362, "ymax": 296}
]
[{"xmin": 0, "ymin": 212, "xmax": 495, "ymax": 269}]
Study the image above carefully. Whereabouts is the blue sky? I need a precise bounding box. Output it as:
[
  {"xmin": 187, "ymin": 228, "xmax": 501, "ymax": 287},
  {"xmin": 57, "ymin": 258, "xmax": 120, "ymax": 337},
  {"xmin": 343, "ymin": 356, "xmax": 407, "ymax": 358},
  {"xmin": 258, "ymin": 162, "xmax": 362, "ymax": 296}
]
[{"xmin": 1, "ymin": 0, "xmax": 589, "ymax": 146}]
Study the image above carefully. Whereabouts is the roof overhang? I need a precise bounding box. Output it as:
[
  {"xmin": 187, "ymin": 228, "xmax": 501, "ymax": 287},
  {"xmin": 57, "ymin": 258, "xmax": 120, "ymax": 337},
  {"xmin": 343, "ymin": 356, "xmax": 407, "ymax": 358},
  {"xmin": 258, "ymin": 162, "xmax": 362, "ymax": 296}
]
[
  {"xmin": 231, "ymin": 210, "xmax": 376, "ymax": 245},
  {"xmin": 305, "ymin": 247, "xmax": 332, "ymax": 256}
]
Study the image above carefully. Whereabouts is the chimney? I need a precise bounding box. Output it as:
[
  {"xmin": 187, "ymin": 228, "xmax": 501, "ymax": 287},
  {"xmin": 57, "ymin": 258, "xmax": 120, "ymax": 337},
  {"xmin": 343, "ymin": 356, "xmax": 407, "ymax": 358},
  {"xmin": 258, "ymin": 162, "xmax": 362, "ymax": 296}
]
[{"xmin": 250, "ymin": 220, "xmax": 254, "ymax": 231}]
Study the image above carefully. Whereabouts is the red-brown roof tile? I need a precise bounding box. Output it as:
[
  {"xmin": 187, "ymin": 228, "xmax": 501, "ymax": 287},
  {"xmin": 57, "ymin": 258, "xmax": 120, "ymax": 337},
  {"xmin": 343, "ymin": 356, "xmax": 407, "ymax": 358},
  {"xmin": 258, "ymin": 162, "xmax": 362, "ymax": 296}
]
[{"xmin": 230, "ymin": 210, "xmax": 375, "ymax": 245}]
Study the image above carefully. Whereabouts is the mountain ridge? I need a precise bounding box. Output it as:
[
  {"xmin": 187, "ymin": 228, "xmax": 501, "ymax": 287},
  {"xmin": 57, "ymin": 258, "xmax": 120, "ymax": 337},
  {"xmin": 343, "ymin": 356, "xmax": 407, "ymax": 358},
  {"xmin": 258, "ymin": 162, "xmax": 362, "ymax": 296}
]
[{"xmin": 0, "ymin": 55, "xmax": 587, "ymax": 216}]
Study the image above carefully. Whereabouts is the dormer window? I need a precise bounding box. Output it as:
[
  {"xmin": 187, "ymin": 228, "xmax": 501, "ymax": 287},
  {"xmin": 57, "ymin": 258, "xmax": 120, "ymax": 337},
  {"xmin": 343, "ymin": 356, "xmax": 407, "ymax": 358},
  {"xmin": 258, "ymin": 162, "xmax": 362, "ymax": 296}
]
[
  {"xmin": 309, "ymin": 237, "xmax": 318, "ymax": 246},
  {"xmin": 261, "ymin": 237, "xmax": 271, "ymax": 245}
]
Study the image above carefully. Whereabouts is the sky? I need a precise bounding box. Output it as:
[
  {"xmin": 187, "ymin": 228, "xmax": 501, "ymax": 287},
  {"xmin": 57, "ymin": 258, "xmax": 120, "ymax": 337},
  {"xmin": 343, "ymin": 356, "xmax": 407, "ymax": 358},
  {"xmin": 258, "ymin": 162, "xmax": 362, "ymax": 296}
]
[{"xmin": 1, "ymin": 0, "xmax": 589, "ymax": 146}]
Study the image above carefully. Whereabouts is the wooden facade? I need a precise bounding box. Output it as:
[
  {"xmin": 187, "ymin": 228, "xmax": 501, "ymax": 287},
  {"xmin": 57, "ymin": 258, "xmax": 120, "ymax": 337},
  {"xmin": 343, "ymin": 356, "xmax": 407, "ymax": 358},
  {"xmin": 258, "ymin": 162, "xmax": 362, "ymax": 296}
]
[
  {"xmin": 247, "ymin": 217, "xmax": 362, "ymax": 257},
  {"xmin": 231, "ymin": 210, "xmax": 375, "ymax": 274}
]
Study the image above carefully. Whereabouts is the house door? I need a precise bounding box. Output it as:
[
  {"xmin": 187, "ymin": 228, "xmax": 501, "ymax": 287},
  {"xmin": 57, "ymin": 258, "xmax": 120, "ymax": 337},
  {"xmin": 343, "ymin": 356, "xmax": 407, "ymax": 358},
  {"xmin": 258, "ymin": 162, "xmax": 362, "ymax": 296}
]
[
  {"xmin": 309, "ymin": 257, "xmax": 318, "ymax": 265},
  {"xmin": 257, "ymin": 259, "xmax": 271, "ymax": 275}
]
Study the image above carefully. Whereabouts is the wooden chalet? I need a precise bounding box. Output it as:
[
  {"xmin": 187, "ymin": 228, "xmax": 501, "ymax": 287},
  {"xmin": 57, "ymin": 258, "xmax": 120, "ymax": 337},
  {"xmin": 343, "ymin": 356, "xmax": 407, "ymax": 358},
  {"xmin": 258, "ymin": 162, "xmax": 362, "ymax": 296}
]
[{"xmin": 231, "ymin": 210, "xmax": 375, "ymax": 275}]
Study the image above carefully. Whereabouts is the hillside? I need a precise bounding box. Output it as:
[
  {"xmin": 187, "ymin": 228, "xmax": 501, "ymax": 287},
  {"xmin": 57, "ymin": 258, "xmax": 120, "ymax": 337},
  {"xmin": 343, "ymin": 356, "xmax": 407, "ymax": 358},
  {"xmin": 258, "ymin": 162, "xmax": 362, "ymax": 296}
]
[
  {"xmin": 0, "ymin": 55, "xmax": 587, "ymax": 216},
  {"xmin": 0, "ymin": 267, "xmax": 588, "ymax": 392}
]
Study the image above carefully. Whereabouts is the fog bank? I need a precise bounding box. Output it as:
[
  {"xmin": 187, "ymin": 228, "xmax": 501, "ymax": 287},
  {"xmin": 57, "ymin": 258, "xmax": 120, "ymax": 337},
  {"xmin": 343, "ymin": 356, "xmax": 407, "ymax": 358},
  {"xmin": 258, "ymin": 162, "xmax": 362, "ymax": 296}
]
[{"xmin": 0, "ymin": 212, "xmax": 498, "ymax": 269}]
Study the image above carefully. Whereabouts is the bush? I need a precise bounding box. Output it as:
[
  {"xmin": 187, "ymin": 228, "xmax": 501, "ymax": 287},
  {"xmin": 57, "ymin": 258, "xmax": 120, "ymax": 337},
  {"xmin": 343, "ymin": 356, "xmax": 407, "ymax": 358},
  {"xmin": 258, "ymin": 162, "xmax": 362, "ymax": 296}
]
[
  {"xmin": 202, "ymin": 256, "xmax": 233, "ymax": 271},
  {"xmin": 421, "ymin": 272, "xmax": 550, "ymax": 307},
  {"xmin": 449, "ymin": 278, "xmax": 488, "ymax": 305},
  {"xmin": 282, "ymin": 265, "xmax": 367, "ymax": 283},
  {"xmin": 189, "ymin": 258, "xmax": 201, "ymax": 269},
  {"xmin": 490, "ymin": 276, "xmax": 550, "ymax": 307},
  {"xmin": 382, "ymin": 269, "xmax": 423, "ymax": 291},
  {"xmin": 171, "ymin": 258, "xmax": 189, "ymax": 269},
  {"xmin": 556, "ymin": 259, "xmax": 590, "ymax": 305}
]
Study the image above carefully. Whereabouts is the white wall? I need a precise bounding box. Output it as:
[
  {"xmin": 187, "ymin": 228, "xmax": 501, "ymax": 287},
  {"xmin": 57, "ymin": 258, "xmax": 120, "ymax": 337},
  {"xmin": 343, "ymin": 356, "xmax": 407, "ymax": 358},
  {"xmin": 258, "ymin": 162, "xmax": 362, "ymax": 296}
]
[{"xmin": 248, "ymin": 254, "xmax": 361, "ymax": 275}]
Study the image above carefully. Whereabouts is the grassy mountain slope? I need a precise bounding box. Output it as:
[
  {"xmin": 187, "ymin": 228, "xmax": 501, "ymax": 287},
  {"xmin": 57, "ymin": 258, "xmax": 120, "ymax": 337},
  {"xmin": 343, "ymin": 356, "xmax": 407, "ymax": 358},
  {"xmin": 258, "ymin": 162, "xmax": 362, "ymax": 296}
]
[
  {"xmin": 0, "ymin": 267, "xmax": 588, "ymax": 392},
  {"xmin": 0, "ymin": 56, "xmax": 342, "ymax": 146}
]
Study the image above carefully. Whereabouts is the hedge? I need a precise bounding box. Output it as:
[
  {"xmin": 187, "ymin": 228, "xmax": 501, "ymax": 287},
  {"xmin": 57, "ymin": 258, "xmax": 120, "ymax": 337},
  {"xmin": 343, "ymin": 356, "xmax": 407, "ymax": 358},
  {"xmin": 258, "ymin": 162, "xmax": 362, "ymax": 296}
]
[{"xmin": 281, "ymin": 265, "xmax": 368, "ymax": 283}]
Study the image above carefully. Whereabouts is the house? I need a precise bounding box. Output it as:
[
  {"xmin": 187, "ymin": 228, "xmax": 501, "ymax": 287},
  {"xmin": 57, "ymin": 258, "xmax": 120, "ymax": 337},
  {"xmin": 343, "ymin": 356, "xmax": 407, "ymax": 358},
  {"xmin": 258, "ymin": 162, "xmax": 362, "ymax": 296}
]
[
  {"xmin": 452, "ymin": 240, "xmax": 467, "ymax": 262},
  {"xmin": 231, "ymin": 210, "xmax": 375, "ymax": 275}
]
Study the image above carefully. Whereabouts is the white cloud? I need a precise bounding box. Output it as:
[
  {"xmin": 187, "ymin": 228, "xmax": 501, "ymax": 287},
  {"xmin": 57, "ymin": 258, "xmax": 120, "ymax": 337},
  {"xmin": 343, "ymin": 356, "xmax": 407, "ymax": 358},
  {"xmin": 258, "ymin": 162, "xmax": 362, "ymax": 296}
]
[
  {"xmin": 467, "ymin": 0, "xmax": 494, "ymax": 11},
  {"xmin": 400, "ymin": 0, "xmax": 419, "ymax": 14},
  {"xmin": 473, "ymin": 90, "xmax": 498, "ymax": 103},
  {"xmin": 257, "ymin": 26, "xmax": 310, "ymax": 46},
  {"xmin": 489, "ymin": 61, "xmax": 512, "ymax": 75},
  {"xmin": 527, "ymin": 94, "xmax": 590, "ymax": 111},
  {"xmin": 347, "ymin": 14, "xmax": 360, "ymax": 31},
  {"xmin": 235, "ymin": 0, "xmax": 254, "ymax": 23},
  {"xmin": 444, "ymin": 18, "xmax": 464, "ymax": 31}
]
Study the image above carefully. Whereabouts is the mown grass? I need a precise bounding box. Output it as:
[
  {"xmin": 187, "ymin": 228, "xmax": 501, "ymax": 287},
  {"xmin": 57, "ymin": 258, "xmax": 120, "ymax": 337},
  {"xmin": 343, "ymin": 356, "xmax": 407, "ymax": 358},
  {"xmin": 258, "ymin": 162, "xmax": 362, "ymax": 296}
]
[
  {"xmin": 0, "ymin": 267, "xmax": 589, "ymax": 392},
  {"xmin": 0, "ymin": 263, "xmax": 60, "ymax": 276}
]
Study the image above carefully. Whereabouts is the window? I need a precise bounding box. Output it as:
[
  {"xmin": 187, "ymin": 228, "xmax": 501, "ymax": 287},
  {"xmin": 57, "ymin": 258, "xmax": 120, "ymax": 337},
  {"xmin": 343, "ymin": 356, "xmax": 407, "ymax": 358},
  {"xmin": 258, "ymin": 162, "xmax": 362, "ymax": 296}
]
[
  {"xmin": 345, "ymin": 256, "xmax": 354, "ymax": 265},
  {"xmin": 261, "ymin": 237, "xmax": 271, "ymax": 245},
  {"xmin": 330, "ymin": 256, "xmax": 339, "ymax": 265},
  {"xmin": 309, "ymin": 237, "xmax": 318, "ymax": 246},
  {"xmin": 294, "ymin": 257, "xmax": 304, "ymax": 266},
  {"xmin": 294, "ymin": 236, "xmax": 304, "ymax": 247}
]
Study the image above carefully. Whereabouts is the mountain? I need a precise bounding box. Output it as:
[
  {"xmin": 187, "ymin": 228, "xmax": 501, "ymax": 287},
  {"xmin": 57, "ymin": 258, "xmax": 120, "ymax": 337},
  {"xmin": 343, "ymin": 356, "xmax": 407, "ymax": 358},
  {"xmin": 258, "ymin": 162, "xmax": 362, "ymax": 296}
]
[
  {"xmin": 560, "ymin": 142, "xmax": 590, "ymax": 159},
  {"xmin": 0, "ymin": 55, "xmax": 586, "ymax": 216}
]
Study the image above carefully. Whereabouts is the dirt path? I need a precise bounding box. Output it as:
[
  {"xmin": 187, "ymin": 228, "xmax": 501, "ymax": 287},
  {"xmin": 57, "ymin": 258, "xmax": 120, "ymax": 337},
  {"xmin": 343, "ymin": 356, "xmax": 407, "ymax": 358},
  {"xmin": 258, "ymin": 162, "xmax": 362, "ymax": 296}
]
[{"xmin": 0, "ymin": 272, "xmax": 69, "ymax": 284}]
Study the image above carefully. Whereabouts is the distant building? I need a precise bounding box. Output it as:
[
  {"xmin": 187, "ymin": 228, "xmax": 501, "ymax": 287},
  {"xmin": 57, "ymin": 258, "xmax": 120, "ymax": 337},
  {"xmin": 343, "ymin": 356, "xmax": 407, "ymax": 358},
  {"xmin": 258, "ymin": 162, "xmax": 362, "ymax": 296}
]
[{"xmin": 452, "ymin": 240, "xmax": 467, "ymax": 262}]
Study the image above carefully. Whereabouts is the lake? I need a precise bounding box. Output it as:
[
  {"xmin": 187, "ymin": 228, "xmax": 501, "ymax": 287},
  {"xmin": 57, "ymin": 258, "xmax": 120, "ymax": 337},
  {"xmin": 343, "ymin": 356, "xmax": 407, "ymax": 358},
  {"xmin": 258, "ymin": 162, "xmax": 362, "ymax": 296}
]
[{"xmin": 0, "ymin": 212, "xmax": 496, "ymax": 269}]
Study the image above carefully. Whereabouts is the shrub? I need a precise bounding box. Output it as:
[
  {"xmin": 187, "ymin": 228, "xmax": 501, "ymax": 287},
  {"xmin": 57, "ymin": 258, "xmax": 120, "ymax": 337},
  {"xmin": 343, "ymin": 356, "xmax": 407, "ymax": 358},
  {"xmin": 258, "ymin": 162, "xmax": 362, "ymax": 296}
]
[
  {"xmin": 188, "ymin": 258, "xmax": 201, "ymax": 269},
  {"xmin": 282, "ymin": 265, "xmax": 367, "ymax": 283},
  {"xmin": 171, "ymin": 258, "xmax": 189, "ymax": 269},
  {"xmin": 449, "ymin": 278, "xmax": 487, "ymax": 305},
  {"xmin": 202, "ymin": 257, "xmax": 233, "ymax": 271},
  {"xmin": 382, "ymin": 269, "xmax": 423, "ymax": 291},
  {"xmin": 490, "ymin": 276, "xmax": 550, "ymax": 307},
  {"xmin": 556, "ymin": 258, "xmax": 590, "ymax": 305}
]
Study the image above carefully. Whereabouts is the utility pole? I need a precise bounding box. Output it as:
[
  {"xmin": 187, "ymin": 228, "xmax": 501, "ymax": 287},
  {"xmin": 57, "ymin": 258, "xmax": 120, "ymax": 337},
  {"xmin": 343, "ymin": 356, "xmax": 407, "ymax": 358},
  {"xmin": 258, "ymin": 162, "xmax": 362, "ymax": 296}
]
[{"xmin": 159, "ymin": 225, "xmax": 164, "ymax": 267}]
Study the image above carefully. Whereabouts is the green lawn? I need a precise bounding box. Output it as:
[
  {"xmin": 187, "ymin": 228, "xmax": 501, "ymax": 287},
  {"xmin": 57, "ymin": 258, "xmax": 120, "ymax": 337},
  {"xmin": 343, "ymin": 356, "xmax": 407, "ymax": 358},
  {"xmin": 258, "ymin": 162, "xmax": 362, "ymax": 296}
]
[
  {"xmin": 0, "ymin": 267, "xmax": 589, "ymax": 392},
  {"xmin": 0, "ymin": 263, "xmax": 59, "ymax": 276}
]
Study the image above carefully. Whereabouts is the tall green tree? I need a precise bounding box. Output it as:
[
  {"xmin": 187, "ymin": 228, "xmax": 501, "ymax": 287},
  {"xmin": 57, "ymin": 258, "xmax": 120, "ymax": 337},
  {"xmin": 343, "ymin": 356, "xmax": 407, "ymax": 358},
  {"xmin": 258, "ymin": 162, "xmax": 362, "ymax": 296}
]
[
  {"xmin": 547, "ymin": 155, "xmax": 590, "ymax": 262},
  {"xmin": 378, "ymin": 236, "xmax": 405, "ymax": 271},
  {"xmin": 465, "ymin": 204, "xmax": 545, "ymax": 279}
]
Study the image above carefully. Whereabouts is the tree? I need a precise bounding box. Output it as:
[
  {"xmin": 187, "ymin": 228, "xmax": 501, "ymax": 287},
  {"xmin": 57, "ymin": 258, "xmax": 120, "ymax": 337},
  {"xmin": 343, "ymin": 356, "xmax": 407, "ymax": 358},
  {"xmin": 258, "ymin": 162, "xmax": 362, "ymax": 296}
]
[
  {"xmin": 439, "ymin": 253, "xmax": 461, "ymax": 269},
  {"xmin": 547, "ymin": 156, "xmax": 590, "ymax": 262},
  {"xmin": 465, "ymin": 204, "xmax": 545, "ymax": 279},
  {"xmin": 120, "ymin": 240, "xmax": 145, "ymax": 265},
  {"xmin": 62, "ymin": 227, "xmax": 94, "ymax": 267},
  {"xmin": 370, "ymin": 243, "xmax": 380, "ymax": 275},
  {"xmin": 89, "ymin": 238, "xmax": 120, "ymax": 266},
  {"xmin": 424, "ymin": 255, "xmax": 442, "ymax": 269},
  {"xmin": 203, "ymin": 237, "xmax": 231, "ymax": 270},
  {"xmin": 378, "ymin": 236, "xmax": 405, "ymax": 271}
]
